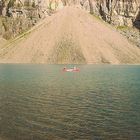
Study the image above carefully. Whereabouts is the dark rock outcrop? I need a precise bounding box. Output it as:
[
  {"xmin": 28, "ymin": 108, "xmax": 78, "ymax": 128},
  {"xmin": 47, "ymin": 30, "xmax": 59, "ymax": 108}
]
[{"xmin": 134, "ymin": 7, "xmax": 140, "ymax": 28}]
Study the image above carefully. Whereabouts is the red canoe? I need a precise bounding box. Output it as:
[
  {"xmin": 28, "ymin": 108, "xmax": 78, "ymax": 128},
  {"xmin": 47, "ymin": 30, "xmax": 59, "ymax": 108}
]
[{"xmin": 63, "ymin": 68, "xmax": 80, "ymax": 72}]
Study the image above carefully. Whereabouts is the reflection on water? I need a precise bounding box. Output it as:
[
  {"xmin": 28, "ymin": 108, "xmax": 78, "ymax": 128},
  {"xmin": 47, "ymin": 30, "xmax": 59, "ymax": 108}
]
[{"xmin": 0, "ymin": 65, "xmax": 140, "ymax": 140}]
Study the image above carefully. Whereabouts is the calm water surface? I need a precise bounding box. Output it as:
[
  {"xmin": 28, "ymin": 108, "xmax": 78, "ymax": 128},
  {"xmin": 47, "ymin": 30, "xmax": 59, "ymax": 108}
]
[{"xmin": 0, "ymin": 65, "xmax": 140, "ymax": 140}]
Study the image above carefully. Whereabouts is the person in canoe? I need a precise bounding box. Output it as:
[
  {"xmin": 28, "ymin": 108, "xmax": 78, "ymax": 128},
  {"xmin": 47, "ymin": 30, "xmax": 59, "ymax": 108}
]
[
  {"xmin": 63, "ymin": 66, "xmax": 66, "ymax": 70},
  {"xmin": 73, "ymin": 66, "xmax": 76, "ymax": 70}
]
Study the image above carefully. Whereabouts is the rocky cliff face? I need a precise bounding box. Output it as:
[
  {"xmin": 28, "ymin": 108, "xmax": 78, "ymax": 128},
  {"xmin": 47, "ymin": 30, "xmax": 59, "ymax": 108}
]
[
  {"xmin": 80, "ymin": 0, "xmax": 140, "ymax": 27},
  {"xmin": 0, "ymin": 0, "xmax": 50, "ymax": 39}
]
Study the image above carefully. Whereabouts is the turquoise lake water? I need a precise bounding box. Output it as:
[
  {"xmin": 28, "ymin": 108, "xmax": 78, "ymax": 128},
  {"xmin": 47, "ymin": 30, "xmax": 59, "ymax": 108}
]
[{"xmin": 0, "ymin": 65, "xmax": 140, "ymax": 140}]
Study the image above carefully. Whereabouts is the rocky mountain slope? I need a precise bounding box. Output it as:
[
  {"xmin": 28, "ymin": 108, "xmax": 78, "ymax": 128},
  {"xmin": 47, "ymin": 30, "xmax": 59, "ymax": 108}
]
[
  {"xmin": 0, "ymin": 0, "xmax": 140, "ymax": 38},
  {"xmin": 0, "ymin": 7, "xmax": 140, "ymax": 64},
  {"xmin": 0, "ymin": 1, "xmax": 140, "ymax": 64}
]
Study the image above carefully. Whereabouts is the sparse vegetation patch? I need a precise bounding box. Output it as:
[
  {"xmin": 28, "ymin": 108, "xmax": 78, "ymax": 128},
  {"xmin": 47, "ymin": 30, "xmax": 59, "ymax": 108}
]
[{"xmin": 49, "ymin": 37, "xmax": 86, "ymax": 64}]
